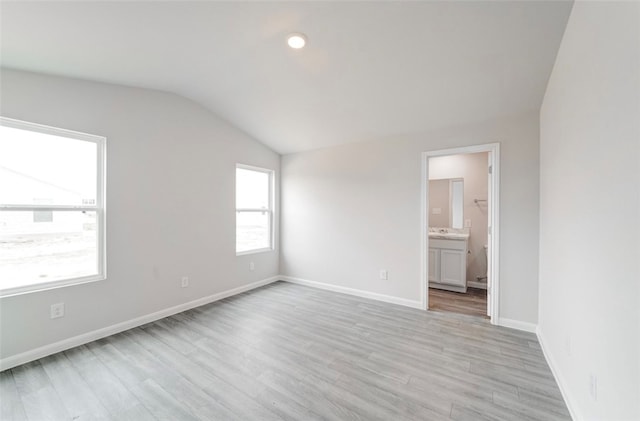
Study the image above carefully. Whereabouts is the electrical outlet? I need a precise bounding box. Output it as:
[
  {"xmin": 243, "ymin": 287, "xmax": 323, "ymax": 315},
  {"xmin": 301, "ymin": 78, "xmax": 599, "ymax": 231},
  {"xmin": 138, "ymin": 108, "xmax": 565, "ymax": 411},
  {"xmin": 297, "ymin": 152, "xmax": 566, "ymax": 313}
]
[
  {"xmin": 249, "ymin": 262, "xmax": 255, "ymax": 271},
  {"xmin": 432, "ymin": 208, "xmax": 442, "ymax": 215},
  {"xmin": 50, "ymin": 302, "xmax": 65, "ymax": 319},
  {"xmin": 379, "ymin": 270, "xmax": 388, "ymax": 280},
  {"xmin": 464, "ymin": 219, "xmax": 472, "ymax": 228},
  {"xmin": 589, "ymin": 374, "xmax": 598, "ymax": 401},
  {"xmin": 181, "ymin": 276, "xmax": 189, "ymax": 288}
]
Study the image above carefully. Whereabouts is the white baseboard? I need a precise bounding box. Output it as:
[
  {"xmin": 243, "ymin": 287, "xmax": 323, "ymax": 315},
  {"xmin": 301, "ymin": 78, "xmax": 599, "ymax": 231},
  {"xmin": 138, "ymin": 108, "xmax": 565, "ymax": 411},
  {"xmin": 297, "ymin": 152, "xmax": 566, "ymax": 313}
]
[
  {"xmin": 280, "ymin": 276, "xmax": 423, "ymax": 309},
  {"xmin": 537, "ymin": 327, "xmax": 579, "ymax": 421},
  {"xmin": 467, "ymin": 280, "xmax": 488, "ymax": 290},
  {"xmin": 1, "ymin": 275, "xmax": 542, "ymax": 371},
  {"xmin": 0, "ymin": 276, "xmax": 279, "ymax": 371},
  {"xmin": 496, "ymin": 317, "xmax": 537, "ymax": 333}
]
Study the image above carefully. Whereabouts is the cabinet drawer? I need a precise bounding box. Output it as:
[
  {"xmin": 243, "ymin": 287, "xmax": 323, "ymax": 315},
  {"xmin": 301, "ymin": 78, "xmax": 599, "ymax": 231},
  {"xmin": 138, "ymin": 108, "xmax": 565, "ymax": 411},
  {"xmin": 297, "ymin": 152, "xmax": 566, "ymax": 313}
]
[{"xmin": 429, "ymin": 238, "xmax": 467, "ymax": 251}]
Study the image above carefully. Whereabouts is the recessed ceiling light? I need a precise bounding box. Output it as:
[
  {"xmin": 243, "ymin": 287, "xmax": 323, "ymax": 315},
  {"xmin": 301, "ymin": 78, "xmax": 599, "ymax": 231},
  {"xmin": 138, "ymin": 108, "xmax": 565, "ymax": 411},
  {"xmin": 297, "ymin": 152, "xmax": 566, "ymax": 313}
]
[{"xmin": 287, "ymin": 33, "xmax": 307, "ymax": 49}]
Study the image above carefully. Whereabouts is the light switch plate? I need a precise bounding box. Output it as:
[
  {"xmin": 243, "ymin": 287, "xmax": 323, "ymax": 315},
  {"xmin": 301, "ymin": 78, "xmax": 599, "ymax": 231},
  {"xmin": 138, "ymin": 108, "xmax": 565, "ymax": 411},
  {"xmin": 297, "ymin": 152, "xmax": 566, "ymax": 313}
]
[
  {"xmin": 432, "ymin": 208, "xmax": 442, "ymax": 215},
  {"xmin": 464, "ymin": 219, "xmax": 472, "ymax": 228}
]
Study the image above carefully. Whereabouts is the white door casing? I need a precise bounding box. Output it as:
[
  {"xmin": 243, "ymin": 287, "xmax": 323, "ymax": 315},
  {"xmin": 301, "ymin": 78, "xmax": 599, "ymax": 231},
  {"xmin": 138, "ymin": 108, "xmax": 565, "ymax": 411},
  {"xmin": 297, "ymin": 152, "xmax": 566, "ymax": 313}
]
[{"xmin": 421, "ymin": 142, "xmax": 500, "ymax": 324}]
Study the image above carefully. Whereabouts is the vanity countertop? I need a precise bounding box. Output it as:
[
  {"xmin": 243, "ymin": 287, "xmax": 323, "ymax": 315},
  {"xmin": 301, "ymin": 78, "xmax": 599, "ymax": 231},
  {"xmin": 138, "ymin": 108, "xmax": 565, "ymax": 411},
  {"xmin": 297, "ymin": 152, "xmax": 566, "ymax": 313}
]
[
  {"xmin": 428, "ymin": 232, "xmax": 469, "ymax": 240},
  {"xmin": 428, "ymin": 227, "xmax": 470, "ymax": 240}
]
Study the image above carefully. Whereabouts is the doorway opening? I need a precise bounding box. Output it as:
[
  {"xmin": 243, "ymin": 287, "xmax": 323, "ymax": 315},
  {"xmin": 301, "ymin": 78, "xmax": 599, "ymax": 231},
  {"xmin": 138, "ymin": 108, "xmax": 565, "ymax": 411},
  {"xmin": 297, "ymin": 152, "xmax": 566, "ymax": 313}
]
[{"xmin": 420, "ymin": 143, "xmax": 500, "ymax": 322}]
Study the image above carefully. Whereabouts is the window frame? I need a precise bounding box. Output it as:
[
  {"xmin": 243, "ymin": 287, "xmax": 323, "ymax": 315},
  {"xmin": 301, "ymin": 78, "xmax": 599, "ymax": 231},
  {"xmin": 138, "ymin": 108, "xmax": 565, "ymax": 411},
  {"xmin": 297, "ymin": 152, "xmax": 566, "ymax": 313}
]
[
  {"xmin": 235, "ymin": 163, "xmax": 274, "ymax": 256},
  {"xmin": 0, "ymin": 117, "xmax": 107, "ymax": 297}
]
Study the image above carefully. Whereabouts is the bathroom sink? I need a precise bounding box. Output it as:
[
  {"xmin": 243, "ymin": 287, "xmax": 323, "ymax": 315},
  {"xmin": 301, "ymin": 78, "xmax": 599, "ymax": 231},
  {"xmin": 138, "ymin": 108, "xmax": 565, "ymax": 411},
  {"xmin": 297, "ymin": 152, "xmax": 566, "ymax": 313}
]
[{"xmin": 428, "ymin": 232, "xmax": 469, "ymax": 240}]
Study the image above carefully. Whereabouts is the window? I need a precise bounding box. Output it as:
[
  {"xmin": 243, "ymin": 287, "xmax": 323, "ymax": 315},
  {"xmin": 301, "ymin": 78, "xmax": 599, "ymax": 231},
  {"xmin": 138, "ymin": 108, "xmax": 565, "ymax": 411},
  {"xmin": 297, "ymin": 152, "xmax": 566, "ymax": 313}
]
[
  {"xmin": 236, "ymin": 165, "xmax": 273, "ymax": 254},
  {"xmin": 0, "ymin": 117, "xmax": 106, "ymax": 296}
]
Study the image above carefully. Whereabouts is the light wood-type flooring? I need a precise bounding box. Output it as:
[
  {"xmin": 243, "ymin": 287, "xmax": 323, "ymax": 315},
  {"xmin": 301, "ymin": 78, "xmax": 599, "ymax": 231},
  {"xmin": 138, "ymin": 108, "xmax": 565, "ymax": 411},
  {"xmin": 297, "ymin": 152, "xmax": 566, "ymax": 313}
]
[
  {"xmin": 429, "ymin": 287, "xmax": 489, "ymax": 318},
  {"xmin": 1, "ymin": 281, "xmax": 570, "ymax": 420}
]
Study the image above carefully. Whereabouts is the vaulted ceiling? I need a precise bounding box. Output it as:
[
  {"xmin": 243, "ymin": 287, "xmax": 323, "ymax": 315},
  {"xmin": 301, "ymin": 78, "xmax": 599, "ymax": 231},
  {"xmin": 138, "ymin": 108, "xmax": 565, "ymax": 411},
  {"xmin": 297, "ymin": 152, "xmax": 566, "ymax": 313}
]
[{"xmin": 0, "ymin": 1, "xmax": 573, "ymax": 154}]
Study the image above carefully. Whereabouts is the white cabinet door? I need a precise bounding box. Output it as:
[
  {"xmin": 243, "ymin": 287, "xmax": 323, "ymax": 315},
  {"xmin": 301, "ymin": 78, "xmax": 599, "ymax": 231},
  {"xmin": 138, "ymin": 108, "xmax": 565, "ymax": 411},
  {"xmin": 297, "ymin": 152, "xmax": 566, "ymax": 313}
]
[
  {"xmin": 428, "ymin": 248, "xmax": 439, "ymax": 282},
  {"xmin": 440, "ymin": 249, "xmax": 466, "ymax": 287}
]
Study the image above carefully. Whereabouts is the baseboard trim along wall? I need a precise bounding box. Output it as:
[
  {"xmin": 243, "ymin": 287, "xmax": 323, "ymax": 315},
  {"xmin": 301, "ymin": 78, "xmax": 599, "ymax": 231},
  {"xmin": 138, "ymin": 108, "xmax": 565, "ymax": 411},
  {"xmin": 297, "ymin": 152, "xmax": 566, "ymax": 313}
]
[
  {"xmin": 2, "ymin": 275, "xmax": 541, "ymax": 371},
  {"xmin": 537, "ymin": 327, "xmax": 580, "ymax": 421},
  {"xmin": 495, "ymin": 317, "xmax": 537, "ymax": 333},
  {"xmin": 280, "ymin": 277, "xmax": 539, "ymax": 335},
  {"xmin": 280, "ymin": 276, "xmax": 423, "ymax": 309},
  {"xmin": 0, "ymin": 276, "xmax": 280, "ymax": 371}
]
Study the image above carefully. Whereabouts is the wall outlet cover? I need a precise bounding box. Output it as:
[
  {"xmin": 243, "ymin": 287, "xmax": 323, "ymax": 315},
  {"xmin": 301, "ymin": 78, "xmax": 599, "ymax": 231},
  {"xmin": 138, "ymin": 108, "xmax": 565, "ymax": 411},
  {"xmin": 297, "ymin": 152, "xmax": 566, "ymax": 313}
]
[
  {"xmin": 50, "ymin": 302, "xmax": 65, "ymax": 319},
  {"xmin": 181, "ymin": 276, "xmax": 189, "ymax": 288}
]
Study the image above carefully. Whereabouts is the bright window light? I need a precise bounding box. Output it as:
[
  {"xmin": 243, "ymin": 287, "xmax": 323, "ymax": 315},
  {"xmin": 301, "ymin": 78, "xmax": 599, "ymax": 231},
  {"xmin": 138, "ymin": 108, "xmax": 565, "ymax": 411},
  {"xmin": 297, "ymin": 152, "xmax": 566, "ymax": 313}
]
[
  {"xmin": 236, "ymin": 165, "xmax": 273, "ymax": 254},
  {"xmin": 0, "ymin": 118, "xmax": 106, "ymax": 296}
]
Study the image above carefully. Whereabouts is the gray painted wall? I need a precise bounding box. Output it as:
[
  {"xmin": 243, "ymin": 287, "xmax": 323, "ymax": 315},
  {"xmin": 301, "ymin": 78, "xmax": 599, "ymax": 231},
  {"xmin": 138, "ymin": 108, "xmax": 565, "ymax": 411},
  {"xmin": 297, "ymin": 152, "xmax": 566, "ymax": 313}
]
[
  {"xmin": 539, "ymin": 1, "xmax": 640, "ymax": 419},
  {"xmin": 0, "ymin": 69, "xmax": 280, "ymax": 360},
  {"xmin": 281, "ymin": 111, "xmax": 540, "ymax": 324}
]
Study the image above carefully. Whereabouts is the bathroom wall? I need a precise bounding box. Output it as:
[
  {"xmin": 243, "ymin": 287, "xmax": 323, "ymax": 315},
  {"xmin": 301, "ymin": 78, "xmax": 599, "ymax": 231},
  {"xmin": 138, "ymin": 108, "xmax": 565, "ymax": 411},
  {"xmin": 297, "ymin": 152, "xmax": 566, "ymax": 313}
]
[
  {"xmin": 429, "ymin": 152, "xmax": 489, "ymax": 284},
  {"xmin": 427, "ymin": 179, "xmax": 450, "ymax": 228}
]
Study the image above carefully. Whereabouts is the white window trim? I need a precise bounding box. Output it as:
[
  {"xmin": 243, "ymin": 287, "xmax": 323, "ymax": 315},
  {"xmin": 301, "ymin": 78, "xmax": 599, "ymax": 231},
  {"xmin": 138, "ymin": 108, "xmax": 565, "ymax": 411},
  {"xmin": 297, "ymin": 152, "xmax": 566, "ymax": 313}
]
[
  {"xmin": 236, "ymin": 163, "xmax": 274, "ymax": 256},
  {"xmin": 0, "ymin": 117, "xmax": 107, "ymax": 297}
]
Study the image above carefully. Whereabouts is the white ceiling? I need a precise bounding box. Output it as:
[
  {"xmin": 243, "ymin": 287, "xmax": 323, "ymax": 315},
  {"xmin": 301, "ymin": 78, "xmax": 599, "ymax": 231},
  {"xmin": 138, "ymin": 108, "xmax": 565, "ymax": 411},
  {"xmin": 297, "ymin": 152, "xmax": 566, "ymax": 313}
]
[{"xmin": 0, "ymin": 1, "xmax": 573, "ymax": 154}]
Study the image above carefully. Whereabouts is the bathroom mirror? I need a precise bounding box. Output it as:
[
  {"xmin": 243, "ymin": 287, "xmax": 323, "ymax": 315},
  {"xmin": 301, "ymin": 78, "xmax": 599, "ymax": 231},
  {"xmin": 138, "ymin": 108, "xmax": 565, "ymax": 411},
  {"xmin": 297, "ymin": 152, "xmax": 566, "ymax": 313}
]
[{"xmin": 429, "ymin": 178, "xmax": 464, "ymax": 229}]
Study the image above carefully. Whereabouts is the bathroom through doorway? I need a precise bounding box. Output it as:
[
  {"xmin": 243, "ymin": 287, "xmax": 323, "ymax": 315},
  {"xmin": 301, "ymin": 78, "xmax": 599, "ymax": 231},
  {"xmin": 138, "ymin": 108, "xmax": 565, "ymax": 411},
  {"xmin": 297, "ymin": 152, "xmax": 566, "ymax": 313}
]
[{"xmin": 420, "ymin": 143, "xmax": 500, "ymax": 322}]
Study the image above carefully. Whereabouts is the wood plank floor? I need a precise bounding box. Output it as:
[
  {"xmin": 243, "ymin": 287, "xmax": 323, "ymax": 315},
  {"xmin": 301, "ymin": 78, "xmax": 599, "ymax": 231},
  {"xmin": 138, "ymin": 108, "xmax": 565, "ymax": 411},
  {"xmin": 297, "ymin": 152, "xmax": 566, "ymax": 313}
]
[
  {"xmin": 429, "ymin": 287, "xmax": 489, "ymax": 318},
  {"xmin": 1, "ymin": 282, "xmax": 570, "ymax": 420}
]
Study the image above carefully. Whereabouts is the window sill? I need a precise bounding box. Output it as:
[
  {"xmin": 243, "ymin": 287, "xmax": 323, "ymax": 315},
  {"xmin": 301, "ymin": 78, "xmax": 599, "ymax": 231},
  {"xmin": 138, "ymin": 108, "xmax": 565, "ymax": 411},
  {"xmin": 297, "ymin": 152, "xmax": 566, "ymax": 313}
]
[
  {"xmin": 236, "ymin": 247, "xmax": 274, "ymax": 257},
  {"xmin": 0, "ymin": 273, "xmax": 105, "ymax": 298}
]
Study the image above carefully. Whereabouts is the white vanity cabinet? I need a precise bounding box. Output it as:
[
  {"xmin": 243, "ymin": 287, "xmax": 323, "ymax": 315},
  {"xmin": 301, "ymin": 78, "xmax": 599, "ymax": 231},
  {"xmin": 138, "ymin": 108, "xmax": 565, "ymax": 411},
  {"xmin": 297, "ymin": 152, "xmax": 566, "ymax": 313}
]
[{"xmin": 429, "ymin": 237, "xmax": 467, "ymax": 293}]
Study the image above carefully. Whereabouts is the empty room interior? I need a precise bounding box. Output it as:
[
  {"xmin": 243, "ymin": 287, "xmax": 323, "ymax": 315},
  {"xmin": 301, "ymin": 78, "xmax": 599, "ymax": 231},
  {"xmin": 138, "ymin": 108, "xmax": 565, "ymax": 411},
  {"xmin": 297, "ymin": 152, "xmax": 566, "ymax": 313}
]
[{"xmin": 0, "ymin": 1, "xmax": 638, "ymax": 420}]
